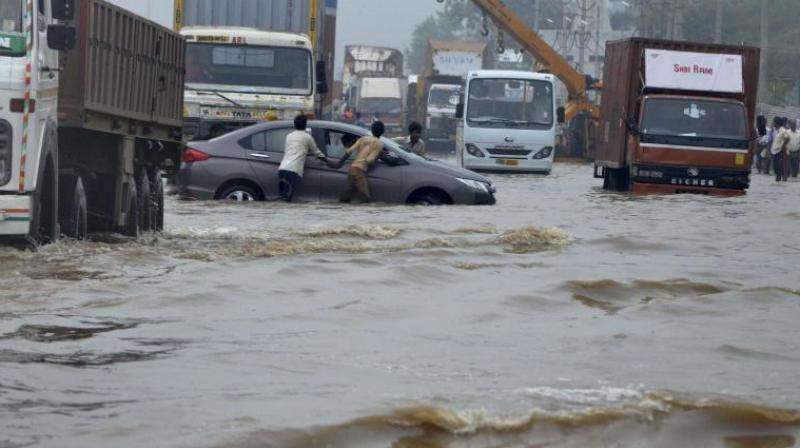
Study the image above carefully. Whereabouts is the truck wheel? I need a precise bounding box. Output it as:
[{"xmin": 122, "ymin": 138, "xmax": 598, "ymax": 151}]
[
  {"xmin": 60, "ymin": 176, "xmax": 88, "ymax": 240},
  {"xmin": 150, "ymin": 169, "xmax": 165, "ymax": 231},
  {"xmin": 121, "ymin": 181, "xmax": 140, "ymax": 238},
  {"xmin": 30, "ymin": 155, "xmax": 59, "ymax": 245},
  {"xmin": 136, "ymin": 169, "xmax": 153, "ymax": 231}
]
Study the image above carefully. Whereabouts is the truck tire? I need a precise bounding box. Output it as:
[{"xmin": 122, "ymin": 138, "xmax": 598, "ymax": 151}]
[
  {"xmin": 150, "ymin": 169, "xmax": 165, "ymax": 231},
  {"xmin": 59, "ymin": 176, "xmax": 88, "ymax": 240},
  {"xmin": 30, "ymin": 154, "xmax": 59, "ymax": 245},
  {"xmin": 136, "ymin": 169, "xmax": 153, "ymax": 231},
  {"xmin": 121, "ymin": 181, "xmax": 140, "ymax": 238}
]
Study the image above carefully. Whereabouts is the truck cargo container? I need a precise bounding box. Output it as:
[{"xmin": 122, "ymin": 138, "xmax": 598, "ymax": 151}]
[
  {"xmin": 412, "ymin": 40, "xmax": 487, "ymax": 152},
  {"xmin": 595, "ymin": 38, "xmax": 760, "ymax": 195},
  {"xmin": 0, "ymin": 0, "xmax": 185, "ymax": 243}
]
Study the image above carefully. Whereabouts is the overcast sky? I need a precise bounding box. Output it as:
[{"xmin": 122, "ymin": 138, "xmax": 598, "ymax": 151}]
[{"xmin": 107, "ymin": 0, "xmax": 441, "ymax": 78}]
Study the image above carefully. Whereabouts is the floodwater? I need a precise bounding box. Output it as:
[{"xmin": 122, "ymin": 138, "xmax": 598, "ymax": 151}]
[{"xmin": 1, "ymin": 162, "xmax": 799, "ymax": 448}]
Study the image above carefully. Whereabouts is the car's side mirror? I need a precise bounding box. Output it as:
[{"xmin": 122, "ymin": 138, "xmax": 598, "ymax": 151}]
[
  {"xmin": 316, "ymin": 60, "xmax": 329, "ymax": 95},
  {"xmin": 557, "ymin": 106, "xmax": 566, "ymax": 124},
  {"xmin": 625, "ymin": 117, "xmax": 640, "ymax": 136},
  {"xmin": 455, "ymin": 103, "xmax": 464, "ymax": 119},
  {"xmin": 52, "ymin": 0, "xmax": 75, "ymax": 20},
  {"xmin": 47, "ymin": 24, "xmax": 76, "ymax": 51}
]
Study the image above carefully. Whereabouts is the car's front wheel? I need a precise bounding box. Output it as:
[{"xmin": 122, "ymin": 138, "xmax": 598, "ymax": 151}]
[{"xmin": 219, "ymin": 184, "xmax": 259, "ymax": 202}]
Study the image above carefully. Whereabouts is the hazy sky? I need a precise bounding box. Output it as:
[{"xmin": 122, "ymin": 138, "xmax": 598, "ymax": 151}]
[{"xmin": 107, "ymin": 0, "xmax": 441, "ymax": 78}]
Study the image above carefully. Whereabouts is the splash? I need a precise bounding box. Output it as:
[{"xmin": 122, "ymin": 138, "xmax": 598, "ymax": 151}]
[{"xmin": 294, "ymin": 225, "xmax": 402, "ymax": 240}]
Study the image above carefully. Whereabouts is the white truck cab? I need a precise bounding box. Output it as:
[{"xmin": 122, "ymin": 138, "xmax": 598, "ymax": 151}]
[
  {"xmin": 182, "ymin": 27, "xmax": 326, "ymax": 141},
  {"xmin": 457, "ymin": 70, "xmax": 557, "ymax": 173}
]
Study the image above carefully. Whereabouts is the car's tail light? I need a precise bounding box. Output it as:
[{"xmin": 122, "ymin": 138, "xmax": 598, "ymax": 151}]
[{"xmin": 182, "ymin": 148, "xmax": 210, "ymax": 163}]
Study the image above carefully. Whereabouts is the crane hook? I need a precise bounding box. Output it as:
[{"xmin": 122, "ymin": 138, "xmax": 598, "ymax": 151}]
[{"xmin": 480, "ymin": 12, "xmax": 490, "ymax": 37}]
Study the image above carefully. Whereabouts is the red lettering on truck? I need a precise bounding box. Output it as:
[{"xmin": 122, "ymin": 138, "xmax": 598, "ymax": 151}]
[
  {"xmin": 693, "ymin": 65, "xmax": 713, "ymax": 75},
  {"xmin": 674, "ymin": 64, "xmax": 691, "ymax": 73}
]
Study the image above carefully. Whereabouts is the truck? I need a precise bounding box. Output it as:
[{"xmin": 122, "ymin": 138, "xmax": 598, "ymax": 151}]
[
  {"xmin": 176, "ymin": 0, "xmax": 334, "ymax": 141},
  {"xmin": 413, "ymin": 40, "xmax": 487, "ymax": 152},
  {"xmin": 0, "ymin": 0, "xmax": 185, "ymax": 243},
  {"xmin": 594, "ymin": 38, "xmax": 760, "ymax": 195},
  {"xmin": 341, "ymin": 45, "xmax": 405, "ymax": 135}
]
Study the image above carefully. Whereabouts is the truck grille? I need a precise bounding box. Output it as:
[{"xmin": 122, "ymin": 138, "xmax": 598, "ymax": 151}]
[{"xmin": 0, "ymin": 120, "xmax": 11, "ymax": 186}]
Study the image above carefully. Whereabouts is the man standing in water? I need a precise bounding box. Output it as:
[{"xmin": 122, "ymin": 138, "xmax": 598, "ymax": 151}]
[
  {"xmin": 789, "ymin": 119, "xmax": 800, "ymax": 178},
  {"xmin": 393, "ymin": 121, "xmax": 427, "ymax": 158},
  {"xmin": 278, "ymin": 115, "xmax": 328, "ymax": 202},
  {"xmin": 771, "ymin": 117, "xmax": 791, "ymax": 182},
  {"xmin": 328, "ymin": 121, "xmax": 397, "ymax": 203}
]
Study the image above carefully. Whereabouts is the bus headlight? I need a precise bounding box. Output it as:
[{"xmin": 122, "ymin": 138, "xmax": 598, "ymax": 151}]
[
  {"xmin": 466, "ymin": 143, "xmax": 486, "ymax": 158},
  {"xmin": 533, "ymin": 146, "xmax": 553, "ymax": 159}
]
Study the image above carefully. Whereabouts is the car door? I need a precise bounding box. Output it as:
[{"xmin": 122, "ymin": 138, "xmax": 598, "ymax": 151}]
[
  {"xmin": 316, "ymin": 129, "xmax": 405, "ymax": 203},
  {"xmin": 240, "ymin": 127, "xmax": 320, "ymax": 201}
]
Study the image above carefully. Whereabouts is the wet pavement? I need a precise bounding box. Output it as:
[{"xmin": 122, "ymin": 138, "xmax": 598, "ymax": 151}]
[{"xmin": 1, "ymin": 161, "xmax": 799, "ymax": 447}]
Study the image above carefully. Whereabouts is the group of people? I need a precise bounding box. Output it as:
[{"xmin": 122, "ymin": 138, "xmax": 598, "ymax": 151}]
[
  {"xmin": 276, "ymin": 115, "xmax": 427, "ymax": 204},
  {"xmin": 758, "ymin": 116, "xmax": 800, "ymax": 182}
]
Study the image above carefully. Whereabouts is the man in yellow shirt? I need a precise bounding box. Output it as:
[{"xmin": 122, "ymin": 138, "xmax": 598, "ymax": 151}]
[{"xmin": 328, "ymin": 121, "xmax": 397, "ymax": 203}]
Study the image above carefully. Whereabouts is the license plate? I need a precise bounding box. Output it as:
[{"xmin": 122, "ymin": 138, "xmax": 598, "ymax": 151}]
[{"xmin": 496, "ymin": 159, "xmax": 519, "ymax": 166}]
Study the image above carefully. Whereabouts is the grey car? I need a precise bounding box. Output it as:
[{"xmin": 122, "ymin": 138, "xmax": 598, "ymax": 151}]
[{"xmin": 177, "ymin": 121, "xmax": 496, "ymax": 205}]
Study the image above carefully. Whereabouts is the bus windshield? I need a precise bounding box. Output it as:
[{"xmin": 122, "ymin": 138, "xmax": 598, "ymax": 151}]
[
  {"xmin": 467, "ymin": 78, "xmax": 554, "ymax": 129},
  {"xmin": 641, "ymin": 98, "xmax": 748, "ymax": 140},
  {"xmin": 186, "ymin": 43, "xmax": 312, "ymax": 95}
]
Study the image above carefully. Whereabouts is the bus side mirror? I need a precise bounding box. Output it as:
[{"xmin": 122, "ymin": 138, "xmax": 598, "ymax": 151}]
[
  {"xmin": 455, "ymin": 103, "xmax": 464, "ymax": 119},
  {"xmin": 51, "ymin": 0, "xmax": 75, "ymax": 20},
  {"xmin": 47, "ymin": 24, "xmax": 76, "ymax": 51},
  {"xmin": 556, "ymin": 106, "xmax": 566, "ymax": 124},
  {"xmin": 316, "ymin": 60, "xmax": 329, "ymax": 95},
  {"xmin": 625, "ymin": 117, "xmax": 640, "ymax": 136}
]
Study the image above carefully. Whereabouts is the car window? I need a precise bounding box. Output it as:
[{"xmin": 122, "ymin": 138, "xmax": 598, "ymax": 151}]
[
  {"xmin": 325, "ymin": 131, "xmax": 361, "ymax": 159},
  {"xmin": 240, "ymin": 128, "xmax": 293, "ymax": 153}
]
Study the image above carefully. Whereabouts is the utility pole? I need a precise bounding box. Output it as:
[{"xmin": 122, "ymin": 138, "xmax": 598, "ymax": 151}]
[
  {"xmin": 533, "ymin": 0, "xmax": 540, "ymax": 31},
  {"xmin": 714, "ymin": 0, "xmax": 723, "ymax": 43},
  {"xmin": 759, "ymin": 0, "xmax": 769, "ymax": 102}
]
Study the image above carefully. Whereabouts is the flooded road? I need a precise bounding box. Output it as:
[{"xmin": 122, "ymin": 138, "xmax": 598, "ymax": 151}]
[{"xmin": 2, "ymin": 162, "xmax": 800, "ymax": 447}]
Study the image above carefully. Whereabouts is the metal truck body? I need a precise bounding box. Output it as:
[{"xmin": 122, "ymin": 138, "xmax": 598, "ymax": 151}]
[
  {"xmin": 414, "ymin": 40, "xmax": 486, "ymax": 152},
  {"xmin": 0, "ymin": 0, "xmax": 184, "ymax": 242},
  {"xmin": 341, "ymin": 45, "xmax": 404, "ymax": 134},
  {"xmin": 595, "ymin": 38, "xmax": 760, "ymax": 195}
]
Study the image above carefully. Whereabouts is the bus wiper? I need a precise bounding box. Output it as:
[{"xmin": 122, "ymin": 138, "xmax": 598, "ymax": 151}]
[
  {"xmin": 194, "ymin": 90, "xmax": 245, "ymax": 108},
  {"xmin": 513, "ymin": 120, "xmax": 551, "ymax": 126}
]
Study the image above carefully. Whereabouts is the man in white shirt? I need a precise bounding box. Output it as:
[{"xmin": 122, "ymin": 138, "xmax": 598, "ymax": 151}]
[
  {"xmin": 393, "ymin": 121, "xmax": 427, "ymax": 157},
  {"xmin": 770, "ymin": 117, "xmax": 791, "ymax": 182},
  {"xmin": 278, "ymin": 115, "xmax": 327, "ymax": 202},
  {"xmin": 789, "ymin": 119, "xmax": 800, "ymax": 178}
]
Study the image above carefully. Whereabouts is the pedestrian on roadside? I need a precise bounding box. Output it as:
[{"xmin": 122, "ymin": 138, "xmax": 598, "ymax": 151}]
[
  {"xmin": 789, "ymin": 119, "xmax": 800, "ymax": 178},
  {"xmin": 327, "ymin": 120, "xmax": 399, "ymax": 203},
  {"xmin": 770, "ymin": 116, "xmax": 791, "ymax": 182},
  {"xmin": 277, "ymin": 115, "xmax": 328, "ymax": 202},
  {"xmin": 755, "ymin": 115, "xmax": 768, "ymax": 173},
  {"xmin": 354, "ymin": 112, "xmax": 367, "ymax": 129},
  {"xmin": 393, "ymin": 121, "xmax": 427, "ymax": 157}
]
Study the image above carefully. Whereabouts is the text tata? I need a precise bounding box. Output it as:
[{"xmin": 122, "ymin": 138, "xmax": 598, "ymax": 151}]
[{"xmin": 674, "ymin": 64, "xmax": 713, "ymax": 75}]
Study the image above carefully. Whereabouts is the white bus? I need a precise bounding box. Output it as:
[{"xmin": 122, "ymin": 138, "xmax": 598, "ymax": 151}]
[{"xmin": 457, "ymin": 70, "xmax": 557, "ymax": 173}]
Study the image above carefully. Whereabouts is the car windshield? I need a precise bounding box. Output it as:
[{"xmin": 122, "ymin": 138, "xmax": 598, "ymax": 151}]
[
  {"xmin": 186, "ymin": 43, "xmax": 312, "ymax": 95},
  {"xmin": 641, "ymin": 98, "xmax": 748, "ymax": 140},
  {"xmin": 429, "ymin": 87, "xmax": 460, "ymax": 108},
  {"xmin": 467, "ymin": 78, "xmax": 553, "ymax": 129},
  {"xmin": 359, "ymin": 98, "xmax": 402, "ymax": 115}
]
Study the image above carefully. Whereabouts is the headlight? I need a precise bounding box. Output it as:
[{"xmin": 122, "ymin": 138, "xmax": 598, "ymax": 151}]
[
  {"xmin": 533, "ymin": 146, "xmax": 553, "ymax": 159},
  {"xmin": 465, "ymin": 143, "xmax": 486, "ymax": 158},
  {"xmin": 457, "ymin": 178, "xmax": 490, "ymax": 193}
]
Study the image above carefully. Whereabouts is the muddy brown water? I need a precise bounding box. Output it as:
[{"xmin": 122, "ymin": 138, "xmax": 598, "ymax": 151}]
[{"xmin": 1, "ymin": 162, "xmax": 799, "ymax": 447}]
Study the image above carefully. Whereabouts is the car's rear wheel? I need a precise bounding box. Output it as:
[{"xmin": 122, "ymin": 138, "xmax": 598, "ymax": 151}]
[{"xmin": 220, "ymin": 184, "xmax": 259, "ymax": 202}]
